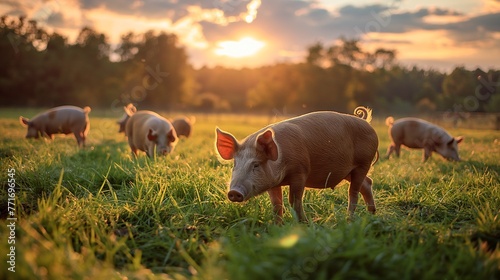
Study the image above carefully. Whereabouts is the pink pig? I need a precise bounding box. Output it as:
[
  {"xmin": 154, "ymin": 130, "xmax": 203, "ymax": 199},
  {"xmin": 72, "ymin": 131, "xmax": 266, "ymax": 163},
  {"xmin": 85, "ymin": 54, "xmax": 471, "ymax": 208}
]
[
  {"xmin": 385, "ymin": 117, "xmax": 463, "ymax": 162},
  {"xmin": 19, "ymin": 105, "xmax": 91, "ymax": 147},
  {"xmin": 124, "ymin": 105, "xmax": 178, "ymax": 157},
  {"xmin": 215, "ymin": 107, "xmax": 379, "ymax": 223}
]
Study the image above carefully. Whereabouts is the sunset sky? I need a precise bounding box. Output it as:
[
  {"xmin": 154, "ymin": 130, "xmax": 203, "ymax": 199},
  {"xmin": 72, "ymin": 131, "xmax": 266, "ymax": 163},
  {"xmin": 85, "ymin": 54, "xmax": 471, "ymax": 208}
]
[{"xmin": 1, "ymin": 0, "xmax": 499, "ymax": 71}]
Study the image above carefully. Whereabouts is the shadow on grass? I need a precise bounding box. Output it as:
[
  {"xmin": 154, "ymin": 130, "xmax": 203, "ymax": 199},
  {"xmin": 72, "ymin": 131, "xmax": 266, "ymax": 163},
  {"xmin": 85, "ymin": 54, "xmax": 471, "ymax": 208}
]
[{"xmin": 0, "ymin": 139, "xmax": 136, "ymax": 219}]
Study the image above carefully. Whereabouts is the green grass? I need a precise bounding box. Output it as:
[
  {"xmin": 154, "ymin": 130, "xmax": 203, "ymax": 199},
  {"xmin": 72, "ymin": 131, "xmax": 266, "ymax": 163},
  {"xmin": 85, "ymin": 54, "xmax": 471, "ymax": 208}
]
[{"xmin": 0, "ymin": 111, "xmax": 499, "ymax": 279}]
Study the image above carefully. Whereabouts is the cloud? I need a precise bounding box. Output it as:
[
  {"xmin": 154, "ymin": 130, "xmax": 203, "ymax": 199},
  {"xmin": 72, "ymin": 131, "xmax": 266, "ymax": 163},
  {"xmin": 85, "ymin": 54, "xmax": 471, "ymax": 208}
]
[
  {"xmin": 0, "ymin": 0, "xmax": 498, "ymax": 70},
  {"xmin": 46, "ymin": 11, "xmax": 65, "ymax": 26}
]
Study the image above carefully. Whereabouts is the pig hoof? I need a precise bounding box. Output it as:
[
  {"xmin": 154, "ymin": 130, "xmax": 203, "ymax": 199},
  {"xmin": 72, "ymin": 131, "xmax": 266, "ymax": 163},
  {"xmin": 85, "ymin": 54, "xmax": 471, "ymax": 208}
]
[{"xmin": 228, "ymin": 190, "xmax": 244, "ymax": 202}]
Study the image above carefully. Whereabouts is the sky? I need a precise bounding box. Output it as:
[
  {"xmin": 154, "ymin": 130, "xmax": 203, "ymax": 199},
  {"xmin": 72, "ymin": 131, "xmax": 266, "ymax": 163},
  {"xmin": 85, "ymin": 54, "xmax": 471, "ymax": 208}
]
[{"xmin": 1, "ymin": 0, "xmax": 499, "ymax": 71}]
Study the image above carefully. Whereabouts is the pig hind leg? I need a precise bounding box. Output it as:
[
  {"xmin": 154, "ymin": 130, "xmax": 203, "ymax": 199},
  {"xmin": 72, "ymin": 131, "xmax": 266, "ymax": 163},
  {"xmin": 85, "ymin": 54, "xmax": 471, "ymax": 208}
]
[
  {"xmin": 346, "ymin": 167, "xmax": 372, "ymax": 216},
  {"xmin": 74, "ymin": 131, "xmax": 86, "ymax": 147},
  {"xmin": 74, "ymin": 132, "xmax": 83, "ymax": 147},
  {"xmin": 359, "ymin": 177, "xmax": 376, "ymax": 214},
  {"xmin": 73, "ymin": 122, "xmax": 89, "ymax": 147}
]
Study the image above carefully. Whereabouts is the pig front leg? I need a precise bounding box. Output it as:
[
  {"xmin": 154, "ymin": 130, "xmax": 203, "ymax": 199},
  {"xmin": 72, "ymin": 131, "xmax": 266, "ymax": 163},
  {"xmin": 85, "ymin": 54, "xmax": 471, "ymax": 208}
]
[
  {"xmin": 423, "ymin": 146, "xmax": 433, "ymax": 162},
  {"xmin": 267, "ymin": 186, "xmax": 283, "ymax": 224}
]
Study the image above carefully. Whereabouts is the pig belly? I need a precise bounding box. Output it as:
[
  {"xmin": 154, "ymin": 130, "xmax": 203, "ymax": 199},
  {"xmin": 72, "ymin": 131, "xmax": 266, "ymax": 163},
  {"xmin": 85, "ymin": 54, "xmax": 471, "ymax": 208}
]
[
  {"xmin": 400, "ymin": 135, "xmax": 426, "ymax": 149},
  {"xmin": 47, "ymin": 124, "xmax": 73, "ymax": 135},
  {"xmin": 402, "ymin": 139, "xmax": 423, "ymax": 149},
  {"xmin": 395, "ymin": 121, "xmax": 427, "ymax": 148},
  {"xmin": 305, "ymin": 169, "xmax": 348, "ymax": 189}
]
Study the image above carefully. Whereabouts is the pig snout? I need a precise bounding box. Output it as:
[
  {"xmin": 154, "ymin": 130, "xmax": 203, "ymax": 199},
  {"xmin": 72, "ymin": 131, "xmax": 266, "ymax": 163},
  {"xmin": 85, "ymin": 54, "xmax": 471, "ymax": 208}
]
[
  {"xmin": 228, "ymin": 190, "xmax": 244, "ymax": 202},
  {"xmin": 227, "ymin": 186, "xmax": 248, "ymax": 202},
  {"xmin": 447, "ymin": 155, "xmax": 461, "ymax": 162}
]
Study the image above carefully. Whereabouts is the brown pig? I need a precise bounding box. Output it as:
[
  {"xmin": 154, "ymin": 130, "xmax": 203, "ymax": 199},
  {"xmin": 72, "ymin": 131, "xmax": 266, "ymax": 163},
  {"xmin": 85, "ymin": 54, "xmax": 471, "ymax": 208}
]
[
  {"xmin": 215, "ymin": 107, "xmax": 379, "ymax": 223},
  {"xmin": 172, "ymin": 116, "xmax": 196, "ymax": 138},
  {"xmin": 19, "ymin": 105, "xmax": 91, "ymax": 147},
  {"xmin": 385, "ymin": 117, "xmax": 463, "ymax": 162},
  {"xmin": 124, "ymin": 105, "xmax": 178, "ymax": 157}
]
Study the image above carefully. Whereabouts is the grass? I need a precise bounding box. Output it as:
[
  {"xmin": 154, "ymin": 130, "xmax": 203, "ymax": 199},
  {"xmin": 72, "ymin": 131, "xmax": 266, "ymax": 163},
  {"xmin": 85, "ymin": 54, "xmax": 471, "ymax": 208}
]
[{"xmin": 0, "ymin": 110, "xmax": 499, "ymax": 279}]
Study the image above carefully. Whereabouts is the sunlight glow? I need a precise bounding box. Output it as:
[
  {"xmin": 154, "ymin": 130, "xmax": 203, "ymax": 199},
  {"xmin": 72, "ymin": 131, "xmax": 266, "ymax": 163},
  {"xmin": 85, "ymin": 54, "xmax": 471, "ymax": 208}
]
[
  {"xmin": 279, "ymin": 234, "xmax": 299, "ymax": 248},
  {"xmin": 214, "ymin": 37, "xmax": 265, "ymax": 58}
]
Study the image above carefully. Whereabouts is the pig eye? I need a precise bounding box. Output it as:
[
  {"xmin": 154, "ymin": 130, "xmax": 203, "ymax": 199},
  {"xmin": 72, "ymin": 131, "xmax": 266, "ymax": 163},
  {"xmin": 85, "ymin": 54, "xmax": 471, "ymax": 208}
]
[{"xmin": 252, "ymin": 162, "xmax": 260, "ymax": 170}]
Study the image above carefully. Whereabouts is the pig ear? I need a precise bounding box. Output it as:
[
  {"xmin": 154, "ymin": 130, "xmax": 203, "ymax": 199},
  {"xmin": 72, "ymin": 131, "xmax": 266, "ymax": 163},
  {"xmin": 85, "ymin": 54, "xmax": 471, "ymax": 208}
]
[
  {"xmin": 19, "ymin": 116, "xmax": 30, "ymax": 127},
  {"xmin": 455, "ymin": 136, "xmax": 464, "ymax": 144},
  {"xmin": 147, "ymin": 129, "xmax": 158, "ymax": 141},
  {"xmin": 216, "ymin": 127, "xmax": 238, "ymax": 160},
  {"xmin": 256, "ymin": 129, "xmax": 278, "ymax": 161}
]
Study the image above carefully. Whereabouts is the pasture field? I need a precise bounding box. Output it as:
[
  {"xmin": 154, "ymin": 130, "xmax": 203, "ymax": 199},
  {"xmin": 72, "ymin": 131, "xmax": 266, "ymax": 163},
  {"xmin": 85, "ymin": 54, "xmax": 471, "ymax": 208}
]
[{"xmin": 0, "ymin": 109, "xmax": 499, "ymax": 280}]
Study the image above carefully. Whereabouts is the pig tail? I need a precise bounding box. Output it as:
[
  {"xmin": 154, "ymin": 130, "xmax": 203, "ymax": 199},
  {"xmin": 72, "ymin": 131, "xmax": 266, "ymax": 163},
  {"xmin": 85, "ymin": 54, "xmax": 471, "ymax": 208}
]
[{"xmin": 353, "ymin": 106, "xmax": 372, "ymax": 123}]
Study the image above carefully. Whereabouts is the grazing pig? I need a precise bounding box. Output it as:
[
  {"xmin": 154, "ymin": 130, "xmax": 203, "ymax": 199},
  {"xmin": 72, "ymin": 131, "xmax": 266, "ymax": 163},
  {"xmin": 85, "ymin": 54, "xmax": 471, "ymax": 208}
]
[
  {"xmin": 124, "ymin": 105, "xmax": 178, "ymax": 157},
  {"xmin": 172, "ymin": 116, "xmax": 195, "ymax": 138},
  {"xmin": 19, "ymin": 105, "xmax": 91, "ymax": 147},
  {"xmin": 117, "ymin": 103, "xmax": 137, "ymax": 133},
  {"xmin": 215, "ymin": 107, "xmax": 379, "ymax": 223},
  {"xmin": 385, "ymin": 117, "xmax": 463, "ymax": 162}
]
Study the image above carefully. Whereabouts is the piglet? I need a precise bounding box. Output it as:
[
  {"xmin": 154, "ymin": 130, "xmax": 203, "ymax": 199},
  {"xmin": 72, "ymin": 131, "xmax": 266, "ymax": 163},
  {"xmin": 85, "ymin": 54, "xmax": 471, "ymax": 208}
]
[
  {"xmin": 385, "ymin": 117, "xmax": 463, "ymax": 162},
  {"xmin": 124, "ymin": 105, "xmax": 178, "ymax": 157},
  {"xmin": 172, "ymin": 116, "xmax": 196, "ymax": 138},
  {"xmin": 19, "ymin": 105, "xmax": 91, "ymax": 147},
  {"xmin": 215, "ymin": 107, "xmax": 379, "ymax": 223}
]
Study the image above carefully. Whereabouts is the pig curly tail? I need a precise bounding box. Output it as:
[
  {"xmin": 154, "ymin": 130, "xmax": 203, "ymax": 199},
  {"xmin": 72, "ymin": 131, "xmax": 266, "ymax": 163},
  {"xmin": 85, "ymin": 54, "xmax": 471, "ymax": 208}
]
[
  {"xmin": 353, "ymin": 106, "xmax": 372, "ymax": 123},
  {"xmin": 385, "ymin": 117, "xmax": 394, "ymax": 127}
]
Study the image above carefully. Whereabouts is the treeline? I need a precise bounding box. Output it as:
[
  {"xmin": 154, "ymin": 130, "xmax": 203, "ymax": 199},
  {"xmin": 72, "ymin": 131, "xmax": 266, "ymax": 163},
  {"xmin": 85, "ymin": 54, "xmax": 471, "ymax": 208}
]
[{"xmin": 1, "ymin": 16, "xmax": 499, "ymax": 115}]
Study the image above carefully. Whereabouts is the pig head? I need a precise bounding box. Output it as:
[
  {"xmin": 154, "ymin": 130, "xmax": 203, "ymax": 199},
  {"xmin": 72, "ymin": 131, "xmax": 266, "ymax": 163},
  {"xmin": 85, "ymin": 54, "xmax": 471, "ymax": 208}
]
[
  {"xmin": 216, "ymin": 107, "xmax": 379, "ymax": 223},
  {"xmin": 125, "ymin": 109, "xmax": 177, "ymax": 157},
  {"xmin": 19, "ymin": 105, "xmax": 91, "ymax": 147},
  {"xmin": 386, "ymin": 117, "xmax": 463, "ymax": 162}
]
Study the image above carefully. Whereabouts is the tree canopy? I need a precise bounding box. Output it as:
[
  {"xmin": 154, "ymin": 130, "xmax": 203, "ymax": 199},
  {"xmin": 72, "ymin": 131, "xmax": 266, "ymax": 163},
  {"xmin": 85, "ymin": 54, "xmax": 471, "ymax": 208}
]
[{"xmin": 1, "ymin": 16, "xmax": 498, "ymax": 115}]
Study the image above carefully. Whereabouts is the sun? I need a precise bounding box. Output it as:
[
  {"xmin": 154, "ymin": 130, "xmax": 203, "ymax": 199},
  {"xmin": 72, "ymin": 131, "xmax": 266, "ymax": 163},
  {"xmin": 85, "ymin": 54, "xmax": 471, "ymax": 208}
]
[{"xmin": 214, "ymin": 37, "xmax": 265, "ymax": 58}]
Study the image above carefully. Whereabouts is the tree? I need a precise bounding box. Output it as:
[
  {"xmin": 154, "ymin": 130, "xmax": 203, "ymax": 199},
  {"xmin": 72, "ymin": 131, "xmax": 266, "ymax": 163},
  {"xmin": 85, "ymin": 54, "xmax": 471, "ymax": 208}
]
[
  {"xmin": 132, "ymin": 31, "xmax": 189, "ymax": 109},
  {"xmin": 442, "ymin": 67, "xmax": 476, "ymax": 109},
  {"xmin": 247, "ymin": 63, "xmax": 302, "ymax": 113},
  {"xmin": 0, "ymin": 16, "xmax": 47, "ymax": 106}
]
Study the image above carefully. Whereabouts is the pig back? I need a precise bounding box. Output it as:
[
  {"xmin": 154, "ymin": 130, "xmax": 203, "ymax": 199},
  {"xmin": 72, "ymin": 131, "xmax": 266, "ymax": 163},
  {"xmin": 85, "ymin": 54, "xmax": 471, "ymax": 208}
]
[
  {"xmin": 36, "ymin": 106, "xmax": 89, "ymax": 135},
  {"xmin": 392, "ymin": 118, "xmax": 453, "ymax": 148},
  {"xmin": 271, "ymin": 111, "xmax": 378, "ymax": 188}
]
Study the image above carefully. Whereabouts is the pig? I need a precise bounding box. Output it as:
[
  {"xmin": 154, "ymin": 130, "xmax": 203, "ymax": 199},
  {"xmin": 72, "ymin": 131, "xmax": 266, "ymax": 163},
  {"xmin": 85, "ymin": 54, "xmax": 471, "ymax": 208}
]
[
  {"xmin": 385, "ymin": 117, "xmax": 463, "ymax": 162},
  {"xmin": 215, "ymin": 107, "xmax": 379, "ymax": 223},
  {"xmin": 124, "ymin": 105, "xmax": 178, "ymax": 157},
  {"xmin": 19, "ymin": 105, "xmax": 91, "ymax": 147},
  {"xmin": 117, "ymin": 103, "xmax": 137, "ymax": 133},
  {"xmin": 172, "ymin": 116, "xmax": 196, "ymax": 138}
]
